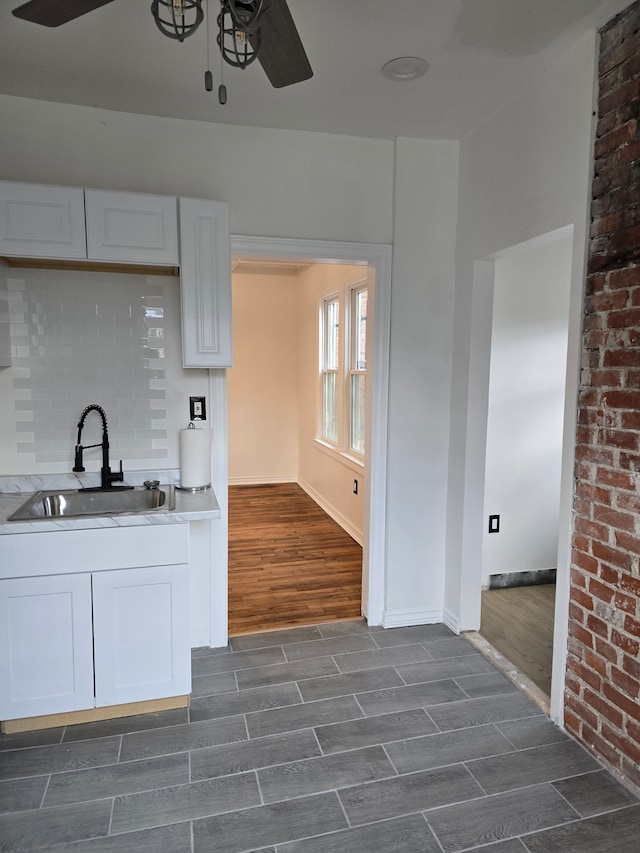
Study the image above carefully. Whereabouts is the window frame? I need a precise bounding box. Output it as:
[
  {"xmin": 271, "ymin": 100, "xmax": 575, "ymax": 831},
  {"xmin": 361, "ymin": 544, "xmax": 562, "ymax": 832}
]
[
  {"xmin": 317, "ymin": 278, "xmax": 368, "ymax": 463},
  {"xmin": 347, "ymin": 284, "xmax": 368, "ymax": 457},
  {"xmin": 320, "ymin": 293, "xmax": 341, "ymax": 446}
]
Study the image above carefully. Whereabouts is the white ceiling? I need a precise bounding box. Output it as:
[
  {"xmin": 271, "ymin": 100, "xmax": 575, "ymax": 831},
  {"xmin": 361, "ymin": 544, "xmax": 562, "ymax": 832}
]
[{"xmin": 0, "ymin": 0, "xmax": 631, "ymax": 141}]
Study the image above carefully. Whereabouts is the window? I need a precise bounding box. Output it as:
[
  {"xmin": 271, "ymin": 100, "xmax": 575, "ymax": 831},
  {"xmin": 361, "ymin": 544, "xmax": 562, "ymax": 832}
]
[
  {"xmin": 349, "ymin": 286, "xmax": 367, "ymax": 455},
  {"xmin": 321, "ymin": 296, "xmax": 340, "ymax": 443},
  {"xmin": 319, "ymin": 283, "xmax": 368, "ymax": 457}
]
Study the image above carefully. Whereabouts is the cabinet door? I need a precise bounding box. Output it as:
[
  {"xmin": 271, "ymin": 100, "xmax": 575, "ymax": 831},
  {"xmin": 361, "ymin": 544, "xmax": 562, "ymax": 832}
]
[
  {"xmin": 92, "ymin": 565, "xmax": 190, "ymax": 706},
  {"xmin": 0, "ymin": 574, "xmax": 94, "ymax": 720},
  {"xmin": 85, "ymin": 190, "xmax": 179, "ymax": 265},
  {"xmin": 0, "ymin": 264, "xmax": 10, "ymax": 368},
  {"xmin": 179, "ymin": 197, "xmax": 232, "ymax": 367},
  {"xmin": 0, "ymin": 182, "xmax": 86, "ymax": 259}
]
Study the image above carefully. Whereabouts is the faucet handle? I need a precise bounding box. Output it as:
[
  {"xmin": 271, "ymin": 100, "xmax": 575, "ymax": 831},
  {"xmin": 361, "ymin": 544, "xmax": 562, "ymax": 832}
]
[
  {"xmin": 72, "ymin": 445, "xmax": 85, "ymax": 473},
  {"xmin": 144, "ymin": 480, "xmax": 160, "ymax": 490}
]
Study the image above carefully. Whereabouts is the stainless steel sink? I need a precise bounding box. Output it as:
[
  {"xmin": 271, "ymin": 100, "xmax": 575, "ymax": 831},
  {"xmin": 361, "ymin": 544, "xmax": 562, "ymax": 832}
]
[{"xmin": 8, "ymin": 485, "xmax": 176, "ymax": 521}]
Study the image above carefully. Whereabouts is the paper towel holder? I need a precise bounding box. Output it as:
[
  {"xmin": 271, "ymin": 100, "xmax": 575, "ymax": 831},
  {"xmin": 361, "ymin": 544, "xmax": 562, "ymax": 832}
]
[{"xmin": 177, "ymin": 422, "xmax": 212, "ymax": 492}]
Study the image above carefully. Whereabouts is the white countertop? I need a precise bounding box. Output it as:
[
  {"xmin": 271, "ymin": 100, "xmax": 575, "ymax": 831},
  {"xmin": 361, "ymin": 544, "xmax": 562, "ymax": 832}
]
[{"xmin": 0, "ymin": 470, "xmax": 221, "ymax": 534}]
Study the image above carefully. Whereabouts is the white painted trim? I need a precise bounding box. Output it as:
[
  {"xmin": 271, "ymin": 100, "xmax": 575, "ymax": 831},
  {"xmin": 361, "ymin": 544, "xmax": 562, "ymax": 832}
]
[
  {"xmin": 208, "ymin": 369, "xmax": 228, "ymax": 648},
  {"xmin": 298, "ymin": 478, "xmax": 363, "ymax": 546},
  {"xmin": 228, "ymin": 475, "xmax": 296, "ymax": 486},
  {"xmin": 443, "ymin": 608, "xmax": 460, "ymax": 635},
  {"xmin": 460, "ymin": 224, "xmax": 582, "ymax": 726},
  {"xmin": 231, "ymin": 235, "xmax": 391, "ymax": 628},
  {"xmin": 458, "ymin": 259, "xmax": 495, "ymax": 632},
  {"xmin": 382, "ymin": 608, "xmax": 444, "ymax": 629},
  {"xmin": 313, "ymin": 439, "xmax": 365, "ymax": 471}
]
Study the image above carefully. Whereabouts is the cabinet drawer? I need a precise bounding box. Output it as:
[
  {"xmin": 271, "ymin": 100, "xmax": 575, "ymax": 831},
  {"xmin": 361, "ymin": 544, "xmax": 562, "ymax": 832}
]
[{"xmin": 0, "ymin": 523, "xmax": 189, "ymax": 580}]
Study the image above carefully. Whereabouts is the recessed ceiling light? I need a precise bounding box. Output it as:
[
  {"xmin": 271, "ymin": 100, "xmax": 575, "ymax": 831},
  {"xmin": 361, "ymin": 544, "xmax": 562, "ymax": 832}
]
[{"xmin": 381, "ymin": 56, "xmax": 429, "ymax": 81}]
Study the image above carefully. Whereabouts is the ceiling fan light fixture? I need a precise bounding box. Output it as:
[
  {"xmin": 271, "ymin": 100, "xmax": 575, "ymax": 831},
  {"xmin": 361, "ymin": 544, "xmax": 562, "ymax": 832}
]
[
  {"xmin": 151, "ymin": 0, "xmax": 204, "ymax": 41},
  {"xmin": 381, "ymin": 56, "xmax": 429, "ymax": 81},
  {"xmin": 218, "ymin": 0, "xmax": 263, "ymax": 69}
]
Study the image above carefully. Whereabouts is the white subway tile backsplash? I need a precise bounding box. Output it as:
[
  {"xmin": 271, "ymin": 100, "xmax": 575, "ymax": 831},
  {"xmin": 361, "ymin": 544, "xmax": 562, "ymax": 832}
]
[
  {"xmin": 2, "ymin": 268, "xmax": 210, "ymax": 477},
  {"xmin": 7, "ymin": 269, "xmax": 176, "ymax": 467}
]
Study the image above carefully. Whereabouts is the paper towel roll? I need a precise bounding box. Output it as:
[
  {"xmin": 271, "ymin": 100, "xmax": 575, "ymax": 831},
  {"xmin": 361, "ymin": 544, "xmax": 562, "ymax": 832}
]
[{"xmin": 179, "ymin": 424, "xmax": 212, "ymax": 490}]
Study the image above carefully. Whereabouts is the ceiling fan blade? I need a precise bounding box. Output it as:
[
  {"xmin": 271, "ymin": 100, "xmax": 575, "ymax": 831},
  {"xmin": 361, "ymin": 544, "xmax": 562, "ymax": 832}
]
[
  {"xmin": 256, "ymin": 0, "xmax": 312, "ymax": 88},
  {"xmin": 12, "ymin": 0, "xmax": 116, "ymax": 27}
]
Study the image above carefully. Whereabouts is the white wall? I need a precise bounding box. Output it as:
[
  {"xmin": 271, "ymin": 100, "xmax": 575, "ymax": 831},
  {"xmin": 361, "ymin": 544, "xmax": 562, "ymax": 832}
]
[
  {"xmin": 445, "ymin": 30, "xmax": 598, "ymax": 719},
  {"xmin": 228, "ymin": 271, "xmax": 300, "ymax": 484},
  {"xmin": 482, "ymin": 237, "xmax": 572, "ymax": 584},
  {"xmin": 384, "ymin": 138, "xmax": 459, "ymax": 626},
  {"xmin": 0, "ymin": 96, "xmax": 393, "ymax": 245}
]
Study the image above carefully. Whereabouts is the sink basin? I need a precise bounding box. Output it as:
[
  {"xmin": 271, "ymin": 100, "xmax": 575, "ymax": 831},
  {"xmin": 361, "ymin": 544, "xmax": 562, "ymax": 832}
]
[{"xmin": 8, "ymin": 485, "xmax": 176, "ymax": 521}]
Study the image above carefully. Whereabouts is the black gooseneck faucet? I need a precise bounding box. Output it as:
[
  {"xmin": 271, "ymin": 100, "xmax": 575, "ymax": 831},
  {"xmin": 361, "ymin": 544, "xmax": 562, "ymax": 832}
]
[{"xmin": 72, "ymin": 404, "xmax": 133, "ymax": 491}]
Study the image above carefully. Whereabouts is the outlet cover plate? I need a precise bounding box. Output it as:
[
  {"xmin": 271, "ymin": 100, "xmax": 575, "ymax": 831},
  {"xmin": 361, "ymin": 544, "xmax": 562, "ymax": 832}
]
[{"xmin": 189, "ymin": 396, "xmax": 206, "ymax": 421}]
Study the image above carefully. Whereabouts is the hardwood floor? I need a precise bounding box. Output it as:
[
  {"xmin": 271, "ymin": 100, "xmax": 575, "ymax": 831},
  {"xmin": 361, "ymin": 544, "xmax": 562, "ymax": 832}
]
[
  {"xmin": 228, "ymin": 483, "xmax": 363, "ymax": 635},
  {"xmin": 480, "ymin": 584, "xmax": 556, "ymax": 695}
]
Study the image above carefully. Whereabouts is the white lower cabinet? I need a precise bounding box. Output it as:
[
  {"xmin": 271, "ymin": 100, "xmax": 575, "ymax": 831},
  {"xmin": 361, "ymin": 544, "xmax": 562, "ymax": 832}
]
[
  {"xmin": 92, "ymin": 565, "xmax": 190, "ymax": 707},
  {"xmin": 0, "ymin": 524, "xmax": 191, "ymax": 722},
  {"xmin": 0, "ymin": 573, "xmax": 95, "ymax": 720}
]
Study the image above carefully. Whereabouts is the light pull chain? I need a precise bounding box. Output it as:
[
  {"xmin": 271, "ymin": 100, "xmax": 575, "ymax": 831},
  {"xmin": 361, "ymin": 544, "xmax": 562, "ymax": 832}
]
[
  {"xmin": 204, "ymin": 0, "xmax": 213, "ymax": 90},
  {"xmin": 218, "ymin": 2, "xmax": 227, "ymax": 104}
]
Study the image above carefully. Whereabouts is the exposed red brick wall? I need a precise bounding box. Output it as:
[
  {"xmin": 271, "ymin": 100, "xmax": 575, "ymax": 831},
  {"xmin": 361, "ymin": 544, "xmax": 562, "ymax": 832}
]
[{"xmin": 567, "ymin": 0, "xmax": 640, "ymax": 789}]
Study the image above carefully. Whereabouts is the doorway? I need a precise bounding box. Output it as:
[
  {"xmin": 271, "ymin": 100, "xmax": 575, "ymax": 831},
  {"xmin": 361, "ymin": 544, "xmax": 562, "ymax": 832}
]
[
  {"xmin": 227, "ymin": 257, "xmax": 370, "ymax": 634},
  {"xmin": 457, "ymin": 224, "xmax": 586, "ymax": 723},
  {"xmin": 475, "ymin": 229, "xmax": 573, "ymax": 701},
  {"xmin": 206, "ymin": 236, "xmax": 392, "ymax": 644}
]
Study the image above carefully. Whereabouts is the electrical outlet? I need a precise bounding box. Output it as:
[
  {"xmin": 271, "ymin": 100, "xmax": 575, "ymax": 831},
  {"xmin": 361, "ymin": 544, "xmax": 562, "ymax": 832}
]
[
  {"xmin": 488, "ymin": 514, "xmax": 500, "ymax": 533},
  {"xmin": 189, "ymin": 396, "xmax": 206, "ymax": 421},
  {"xmin": 353, "ymin": 479, "xmax": 358, "ymax": 495}
]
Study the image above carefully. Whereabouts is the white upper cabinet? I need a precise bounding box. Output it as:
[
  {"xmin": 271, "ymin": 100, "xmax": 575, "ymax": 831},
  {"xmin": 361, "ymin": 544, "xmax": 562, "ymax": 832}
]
[
  {"xmin": 0, "ymin": 182, "xmax": 232, "ymax": 369},
  {"xmin": 0, "ymin": 182, "xmax": 86, "ymax": 259},
  {"xmin": 0, "ymin": 183, "xmax": 179, "ymax": 265},
  {"xmin": 85, "ymin": 190, "xmax": 179, "ymax": 265},
  {"xmin": 179, "ymin": 197, "xmax": 232, "ymax": 368},
  {"xmin": 0, "ymin": 265, "xmax": 10, "ymax": 368}
]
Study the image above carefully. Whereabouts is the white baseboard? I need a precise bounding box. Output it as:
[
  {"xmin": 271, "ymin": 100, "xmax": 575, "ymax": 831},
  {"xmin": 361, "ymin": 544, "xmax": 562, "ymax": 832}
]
[
  {"xmin": 381, "ymin": 608, "xmax": 444, "ymax": 629},
  {"xmin": 228, "ymin": 475, "xmax": 296, "ymax": 486},
  {"xmin": 442, "ymin": 607, "xmax": 460, "ymax": 635},
  {"xmin": 297, "ymin": 478, "xmax": 363, "ymax": 546}
]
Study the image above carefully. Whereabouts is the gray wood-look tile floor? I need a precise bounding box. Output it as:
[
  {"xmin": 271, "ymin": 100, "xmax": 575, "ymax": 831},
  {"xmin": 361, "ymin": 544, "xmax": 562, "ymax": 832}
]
[{"xmin": 1, "ymin": 620, "xmax": 639, "ymax": 852}]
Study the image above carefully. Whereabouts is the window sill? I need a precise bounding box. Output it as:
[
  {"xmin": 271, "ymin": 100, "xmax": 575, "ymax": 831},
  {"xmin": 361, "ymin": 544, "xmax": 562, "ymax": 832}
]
[{"xmin": 314, "ymin": 438, "xmax": 365, "ymax": 470}]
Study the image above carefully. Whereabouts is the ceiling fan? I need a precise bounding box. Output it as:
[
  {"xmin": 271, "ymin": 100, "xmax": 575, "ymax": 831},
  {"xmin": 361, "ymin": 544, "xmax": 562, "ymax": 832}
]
[{"xmin": 11, "ymin": 0, "xmax": 313, "ymax": 90}]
